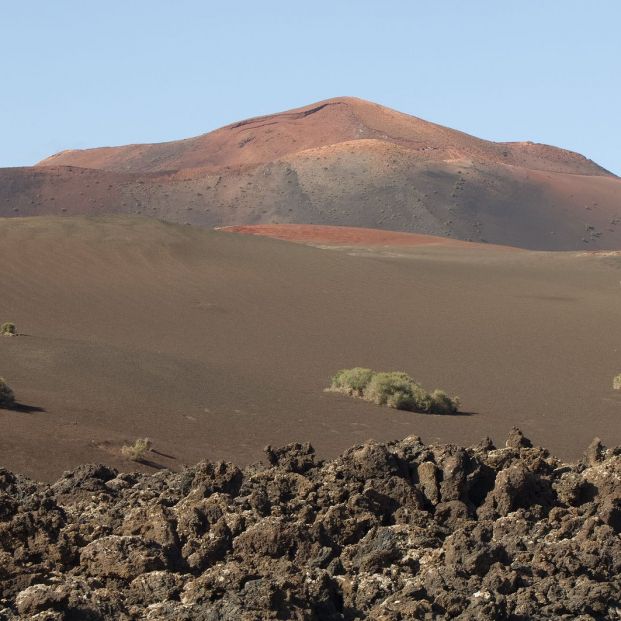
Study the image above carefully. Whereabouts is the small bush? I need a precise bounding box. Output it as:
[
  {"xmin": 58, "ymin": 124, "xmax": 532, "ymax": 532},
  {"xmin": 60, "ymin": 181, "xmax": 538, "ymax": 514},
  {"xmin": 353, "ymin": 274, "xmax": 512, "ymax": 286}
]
[
  {"xmin": 429, "ymin": 389, "xmax": 460, "ymax": 415},
  {"xmin": 614, "ymin": 374, "xmax": 621, "ymax": 391},
  {"xmin": 387, "ymin": 388, "xmax": 431, "ymax": 411},
  {"xmin": 364, "ymin": 372, "xmax": 431, "ymax": 412},
  {"xmin": 328, "ymin": 368, "xmax": 459, "ymax": 414},
  {"xmin": 0, "ymin": 378, "xmax": 15, "ymax": 408},
  {"xmin": 329, "ymin": 367, "xmax": 375, "ymax": 396},
  {"xmin": 121, "ymin": 438, "xmax": 152, "ymax": 462},
  {"xmin": 1, "ymin": 322, "xmax": 16, "ymax": 336}
]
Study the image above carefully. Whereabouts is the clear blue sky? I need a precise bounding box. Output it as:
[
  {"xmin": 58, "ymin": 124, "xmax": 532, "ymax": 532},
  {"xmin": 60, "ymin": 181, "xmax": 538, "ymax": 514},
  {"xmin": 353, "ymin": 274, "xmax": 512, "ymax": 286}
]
[{"xmin": 1, "ymin": 1, "xmax": 619, "ymax": 174}]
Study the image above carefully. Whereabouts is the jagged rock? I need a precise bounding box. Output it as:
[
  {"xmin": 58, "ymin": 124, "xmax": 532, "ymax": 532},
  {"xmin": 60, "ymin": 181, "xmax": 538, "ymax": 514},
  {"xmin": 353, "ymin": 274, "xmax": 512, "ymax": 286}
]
[
  {"xmin": 584, "ymin": 437, "xmax": 605, "ymax": 465},
  {"xmin": 184, "ymin": 461, "xmax": 244, "ymax": 500},
  {"xmin": 263, "ymin": 442, "xmax": 317, "ymax": 474},
  {"xmin": 599, "ymin": 497, "xmax": 621, "ymax": 533},
  {"xmin": 232, "ymin": 516, "xmax": 307, "ymax": 561},
  {"xmin": 417, "ymin": 460, "xmax": 440, "ymax": 505},
  {"xmin": 0, "ymin": 435, "xmax": 619, "ymax": 619},
  {"xmin": 127, "ymin": 570, "xmax": 186, "ymax": 605},
  {"xmin": 50, "ymin": 463, "xmax": 117, "ymax": 496},
  {"xmin": 344, "ymin": 526, "xmax": 402, "ymax": 573},
  {"xmin": 80, "ymin": 535, "xmax": 168, "ymax": 580},
  {"xmin": 435, "ymin": 499, "xmax": 470, "ymax": 526},
  {"xmin": 14, "ymin": 584, "xmax": 66, "ymax": 617},
  {"xmin": 477, "ymin": 462, "xmax": 554, "ymax": 518},
  {"xmin": 505, "ymin": 426, "xmax": 533, "ymax": 449},
  {"xmin": 14, "ymin": 577, "xmax": 124, "ymax": 620},
  {"xmin": 474, "ymin": 436, "xmax": 496, "ymax": 452},
  {"xmin": 341, "ymin": 441, "xmax": 400, "ymax": 481},
  {"xmin": 437, "ymin": 447, "xmax": 469, "ymax": 502}
]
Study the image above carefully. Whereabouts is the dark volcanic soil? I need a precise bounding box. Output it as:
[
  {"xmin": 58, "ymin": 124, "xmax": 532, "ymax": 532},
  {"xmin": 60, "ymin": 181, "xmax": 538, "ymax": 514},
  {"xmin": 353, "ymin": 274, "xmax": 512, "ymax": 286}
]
[
  {"xmin": 1, "ymin": 217, "xmax": 621, "ymax": 481},
  {"xmin": 0, "ymin": 431, "xmax": 620, "ymax": 619}
]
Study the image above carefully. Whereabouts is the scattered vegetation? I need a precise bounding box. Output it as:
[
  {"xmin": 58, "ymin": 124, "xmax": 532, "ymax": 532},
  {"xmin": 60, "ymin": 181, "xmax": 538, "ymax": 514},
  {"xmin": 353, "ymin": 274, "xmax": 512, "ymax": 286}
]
[
  {"xmin": 121, "ymin": 438, "xmax": 152, "ymax": 462},
  {"xmin": 328, "ymin": 368, "xmax": 460, "ymax": 414},
  {"xmin": 613, "ymin": 374, "xmax": 621, "ymax": 391},
  {"xmin": 329, "ymin": 367, "xmax": 375, "ymax": 397},
  {"xmin": 1, "ymin": 322, "xmax": 16, "ymax": 336},
  {"xmin": 0, "ymin": 378, "xmax": 15, "ymax": 408}
]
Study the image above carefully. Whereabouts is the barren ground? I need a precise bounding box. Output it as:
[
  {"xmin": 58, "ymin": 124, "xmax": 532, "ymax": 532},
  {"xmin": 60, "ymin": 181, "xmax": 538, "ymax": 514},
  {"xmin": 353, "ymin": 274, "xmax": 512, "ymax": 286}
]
[{"xmin": 1, "ymin": 216, "xmax": 620, "ymax": 480}]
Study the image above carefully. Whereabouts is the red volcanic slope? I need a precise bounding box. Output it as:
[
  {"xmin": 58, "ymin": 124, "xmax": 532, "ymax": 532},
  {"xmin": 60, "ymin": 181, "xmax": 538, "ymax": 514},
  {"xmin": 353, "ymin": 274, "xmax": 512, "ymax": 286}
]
[
  {"xmin": 1, "ymin": 97, "xmax": 619, "ymax": 250},
  {"xmin": 219, "ymin": 224, "xmax": 514, "ymax": 249},
  {"xmin": 38, "ymin": 97, "xmax": 610, "ymax": 177}
]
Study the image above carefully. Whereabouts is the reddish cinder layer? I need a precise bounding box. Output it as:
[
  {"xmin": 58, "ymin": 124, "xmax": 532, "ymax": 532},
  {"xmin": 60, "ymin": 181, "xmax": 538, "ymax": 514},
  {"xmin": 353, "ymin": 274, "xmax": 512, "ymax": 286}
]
[{"xmin": 219, "ymin": 223, "xmax": 510, "ymax": 249}]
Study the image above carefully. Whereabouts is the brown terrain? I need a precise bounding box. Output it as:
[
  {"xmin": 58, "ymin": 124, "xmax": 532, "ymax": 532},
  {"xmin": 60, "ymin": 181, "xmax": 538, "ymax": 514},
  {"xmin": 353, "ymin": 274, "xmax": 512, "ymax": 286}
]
[
  {"xmin": 1, "ymin": 216, "xmax": 620, "ymax": 482},
  {"xmin": 1, "ymin": 97, "xmax": 620, "ymax": 250},
  {"xmin": 1, "ymin": 432, "xmax": 620, "ymax": 619},
  {"xmin": 1, "ymin": 94, "xmax": 621, "ymax": 617}
]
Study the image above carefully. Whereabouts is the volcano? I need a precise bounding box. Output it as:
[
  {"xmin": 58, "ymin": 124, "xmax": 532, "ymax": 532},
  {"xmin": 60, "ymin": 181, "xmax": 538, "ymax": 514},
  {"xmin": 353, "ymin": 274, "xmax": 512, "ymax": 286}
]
[{"xmin": 1, "ymin": 97, "xmax": 619, "ymax": 250}]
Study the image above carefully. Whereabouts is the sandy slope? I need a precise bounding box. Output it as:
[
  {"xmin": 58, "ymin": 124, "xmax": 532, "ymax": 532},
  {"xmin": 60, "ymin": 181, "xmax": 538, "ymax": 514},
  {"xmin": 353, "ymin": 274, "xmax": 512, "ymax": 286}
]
[{"xmin": 1, "ymin": 216, "xmax": 620, "ymax": 480}]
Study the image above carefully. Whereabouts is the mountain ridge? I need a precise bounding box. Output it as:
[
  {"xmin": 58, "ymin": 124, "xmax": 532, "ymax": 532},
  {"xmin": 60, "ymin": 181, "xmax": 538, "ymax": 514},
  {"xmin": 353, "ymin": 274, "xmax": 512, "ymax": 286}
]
[
  {"xmin": 37, "ymin": 97, "xmax": 611, "ymax": 177},
  {"xmin": 1, "ymin": 96, "xmax": 619, "ymax": 250}
]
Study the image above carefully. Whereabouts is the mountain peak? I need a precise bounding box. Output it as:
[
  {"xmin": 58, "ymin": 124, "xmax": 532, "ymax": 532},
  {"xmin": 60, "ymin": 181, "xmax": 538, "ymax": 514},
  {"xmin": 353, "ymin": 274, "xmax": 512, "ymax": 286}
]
[{"xmin": 37, "ymin": 97, "xmax": 610, "ymax": 177}]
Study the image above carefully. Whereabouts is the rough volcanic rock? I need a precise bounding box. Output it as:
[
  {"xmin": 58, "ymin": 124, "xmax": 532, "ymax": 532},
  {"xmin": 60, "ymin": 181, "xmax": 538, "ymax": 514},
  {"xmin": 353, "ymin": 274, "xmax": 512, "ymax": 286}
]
[{"xmin": 0, "ymin": 434, "xmax": 620, "ymax": 619}]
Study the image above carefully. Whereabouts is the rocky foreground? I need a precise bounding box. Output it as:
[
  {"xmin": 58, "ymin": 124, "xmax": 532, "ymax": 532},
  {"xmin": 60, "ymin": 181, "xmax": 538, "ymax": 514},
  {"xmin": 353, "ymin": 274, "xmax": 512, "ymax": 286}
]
[{"xmin": 1, "ymin": 430, "xmax": 620, "ymax": 620}]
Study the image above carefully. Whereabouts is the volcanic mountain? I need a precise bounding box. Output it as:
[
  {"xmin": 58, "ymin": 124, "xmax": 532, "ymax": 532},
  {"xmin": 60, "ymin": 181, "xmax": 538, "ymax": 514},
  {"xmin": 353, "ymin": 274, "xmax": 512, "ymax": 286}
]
[{"xmin": 1, "ymin": 97, "xmax": 620, "ymax": 249}]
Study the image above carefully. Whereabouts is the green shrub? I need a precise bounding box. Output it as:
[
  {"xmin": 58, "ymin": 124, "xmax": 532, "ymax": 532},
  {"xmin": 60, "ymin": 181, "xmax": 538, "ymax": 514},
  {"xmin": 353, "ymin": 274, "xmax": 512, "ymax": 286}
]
[
  {"xmin": 613, "ymin": 374, "xmax": 621, "ymax": 391},
  {"xmin": 329, "ymin": 367, "xmax": 375, "ymax": 396},
  {"xmin": 328, "ymin": 368, "xmax": 460, "ymax": 414},
  {"xmin": 386, "ymin": 388, "xmax": 430, "ymax": 412},
  {"xmin": 364, "ymin": 371, "xmax": 432, "ymax": 412},
  {"xmin": 1, "ymin": 322, "xmax": 16, "ymax": 336},
  {"xmin": 429, "ymin": 389, "xmax": 460, "ymax": 415},
  {"xmin": 0, "ymin": 378, "xmax": 15, "ymax": 408},
  {"xmin": 121, "ymin": 438, "xmax": 152, "ymax": 462}
]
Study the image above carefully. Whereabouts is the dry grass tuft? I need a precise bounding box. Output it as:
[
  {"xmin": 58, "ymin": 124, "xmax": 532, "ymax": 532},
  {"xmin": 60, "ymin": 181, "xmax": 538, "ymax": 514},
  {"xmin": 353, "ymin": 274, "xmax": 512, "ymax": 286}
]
[
  {"xmin": 1, "ymin": 322, "xmax": 16, "ymax": 337},
  {"xmin": 121, "ymin": 438, "xmax": 152, "ymax": 462}
]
